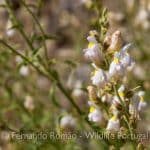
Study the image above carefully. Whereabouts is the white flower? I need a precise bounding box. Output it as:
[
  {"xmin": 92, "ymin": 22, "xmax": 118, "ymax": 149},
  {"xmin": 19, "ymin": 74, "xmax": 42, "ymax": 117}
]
[
  {"xmin": 138, "ymin": 101, "xmax": 147, "ymax": 112},
  {"xmin": 6, "ymin": 19, "xmax": 16, "ymax": 37},
  {"xmin": 113, "ymin": 95, "xmax": 120, "ymax": 105},
  {"xmin": 138, "ymin": 91, "xmax": 145, "ymax": 97},
  {"xmin": 138, "ymin": 91, "xmax": 147, "ymax": 111},
  {"xmin": 24, "ymin": 95, "xmax": 35, "ymax": 111},
  {"xmin": 119, "ymin": 44, "xmax": 134, "ymax": 69},
  {"xmin": 109, "ymin": 52, "xmax": 125, "ymax": 78},
  {"xmin": 72, "ymin": 80, "xmax": 84, "ymax": 97},
  {"xmin": 88, "ymin": 100, "xmax": 103, "ymax": 124},
  {"xmin": 60, "ymin": 115, "xmax": 76, "ymax": 129},
  {"xmin": 88, "ymin": 106, "xmax": 103, "ymax": 123},
  {"xmin": 106, "ymin": 116, "xmax": 120, "ymax": 132},
  {"xmin": 109, "ymin": 44, "xmax": 134, "ymax": 78},
  {"xmin": 118, "ymin": 85, "xmax": 125, "ymax": 100},
  {"xmin": 91, "ymin": 69, "xmax": 107, "ymax": 88},
  {"xmin": 110, "ymin": 104, "xmax": 119, "ymax": 116},
  {"xmin": 129, "ymin": 94, "xmax": 139, "ymax": 117},
  {"xmin": 19, "ymin": 66, "xmax": 29, "ymax": 76},
  {"xmin": 83, "ymin": 35, "xmax": 103, "ymax": 65},
  {"xmin": 15, "ymin": 56, "xmax": 22, "ymax": 64}
]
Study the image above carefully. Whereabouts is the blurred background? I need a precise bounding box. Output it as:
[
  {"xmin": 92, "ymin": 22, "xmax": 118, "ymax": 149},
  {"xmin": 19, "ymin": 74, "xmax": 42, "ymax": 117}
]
[{"xmin": 0, "ymin": 0, "xmax": 149, "ymax": 149}]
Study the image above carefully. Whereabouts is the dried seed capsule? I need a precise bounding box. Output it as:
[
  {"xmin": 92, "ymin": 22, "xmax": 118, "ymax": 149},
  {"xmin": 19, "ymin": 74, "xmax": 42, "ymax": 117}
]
[{"xmin": 87, "ymin": 86, "xmax": 98, "ymax": 103}]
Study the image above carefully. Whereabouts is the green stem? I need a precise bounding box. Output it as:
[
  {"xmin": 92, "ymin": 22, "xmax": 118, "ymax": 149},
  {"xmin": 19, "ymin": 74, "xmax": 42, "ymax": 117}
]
[
  {"xmin": 0, "ymin": 40, "xmax": 83, "ymax": 120},
  {"xmin": 21, "ymin": 0, "xmax": 48, "ymax": 60},
  {"xmin": 113, "ymin": 84, "xmax": 129, "ymax": 118},
  {"xmin": 5, "ymin": 0, "xmax": 34, "ymax": 51}
]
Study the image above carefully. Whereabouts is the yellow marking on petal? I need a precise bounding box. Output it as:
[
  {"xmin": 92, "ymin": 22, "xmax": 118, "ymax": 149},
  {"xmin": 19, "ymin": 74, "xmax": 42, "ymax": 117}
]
[
  {"xmin": 111, "ymin": 115, "xmax": 117, "ymax": 121},
  {"xmin": 94, "ymin": 70, "xmax": 98, "ymax": 75},
  {"xmin": 90, "ymin": 107, "xmax": 95, "ymax": 113},
  {"xmin": 113, "ymin": 58, "xmax": 119, "ymax": 64},
  {"xmin": 88, "ymin": 42, "xmax": 95, "ymax": 48},
  {"xmin": 119, "ymin": 92, "xmax": 125, "ymax": 98},
  {"xmin": 140, "ymin": 96, "xmax": 144, "ymax": 102},
  {"xmin": 91, "ymin": 70, "xmax": 97, "ymax": 77}
]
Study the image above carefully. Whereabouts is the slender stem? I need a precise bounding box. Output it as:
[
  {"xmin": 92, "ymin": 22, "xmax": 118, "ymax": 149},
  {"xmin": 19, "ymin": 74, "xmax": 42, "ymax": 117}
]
[
  {"xmin": 4, "ymin": 2, "xmax": 75, "ymax": 116},
  {"xmin": 113, "ymin": 85, "xmax": 124, "ymax": 106},
  {"xmin": 123, "ymin": 115, "xmax": 133, "ymax": 136},
  {"xmin": 113, "ymin": 84, "xmax": 129, "ymax": 118},
  {"xmin": 18, "ymin": 27, "xmax": 35, "ymax": 50},
  {"xmin": 5, "ymin": 0, "xmax": 34, "ymax": 51},
  {"xmin": 57, "ymin": 83, "xmax": 83, "ymax": 115},
  {"xmin": 21, "ymin": 0, "xmax": 48, "ymax": 60},
  {"xmin": 0, "ymin": 40, "xmax": 83, "ymax": 117}
]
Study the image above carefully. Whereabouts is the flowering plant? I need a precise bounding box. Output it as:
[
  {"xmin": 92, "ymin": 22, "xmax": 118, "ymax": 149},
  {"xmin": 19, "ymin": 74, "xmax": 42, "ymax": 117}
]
[
  {"xmin": 0, "ymin": 0, "xmax": 149, "ymax": 149},
  {"xmin": 83, "ymin": 8, "xmax": 148, "ymax": 148}
]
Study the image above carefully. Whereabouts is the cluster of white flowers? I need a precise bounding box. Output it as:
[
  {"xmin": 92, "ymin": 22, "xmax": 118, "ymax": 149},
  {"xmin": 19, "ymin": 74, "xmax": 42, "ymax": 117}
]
[{"xmin": 83, "ymin": 30, "xmax": 147, "ymax": 133}]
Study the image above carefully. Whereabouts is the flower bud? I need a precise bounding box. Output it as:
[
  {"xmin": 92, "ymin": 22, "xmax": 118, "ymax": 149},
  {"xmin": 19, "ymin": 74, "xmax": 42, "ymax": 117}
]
[
  {"xmin": 91, "ymin": 69, "xmax": 107, "ymax": 88},
  {"xmin": 24, "ymin": 95, "xmax": 35, "ymax": 111},
  {"xmin": 103, "ymin": 35, "xmax": 111, "ymax": 50},
  {"xmin": 108, "ymin": 30, "xmax": 123, "ymax": 54},
  {"xmin": 6, "ymin": 19, "xmax": 16, "ymax": 37},
  {"xmin": 87, "ymin": 86, "xmax": 98, "ymax": 103},
  {"xmin": 19, "ymin": 66, "xmax": 29, "ymax": 77},
  {"xmin": 106, "ymin": 116, "xmax": 120, "ymax": 132},
  {"xmin": 72, "ymin": 80, "xmax": 84, "ymax": 98}
]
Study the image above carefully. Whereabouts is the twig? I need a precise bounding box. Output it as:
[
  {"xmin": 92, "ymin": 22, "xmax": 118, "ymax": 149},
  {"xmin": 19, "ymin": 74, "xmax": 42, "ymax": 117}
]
[{"xmin": 20, "ymin": 0, "xmax": 49, "ymax": 60}]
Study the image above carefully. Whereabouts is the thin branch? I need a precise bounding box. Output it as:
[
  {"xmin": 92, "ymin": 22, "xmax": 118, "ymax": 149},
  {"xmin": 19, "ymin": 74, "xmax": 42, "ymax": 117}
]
[
  {"xmin": 5, "ymin": 0, "xmax": 34, "ymax": 50},
  {"xmin": 21, "ymin": 0, "xmax": 48, "ymax": 60}
]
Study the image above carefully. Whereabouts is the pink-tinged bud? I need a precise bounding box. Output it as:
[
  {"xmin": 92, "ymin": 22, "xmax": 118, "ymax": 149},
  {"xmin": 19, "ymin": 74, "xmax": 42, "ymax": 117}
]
[
  {"xmin": 104, "ymin": 35, "xmax": 111, "ymax": 50},
  {"xmin": 108, "ymin": 30, "xmax": 123, "ymax": 54}
]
